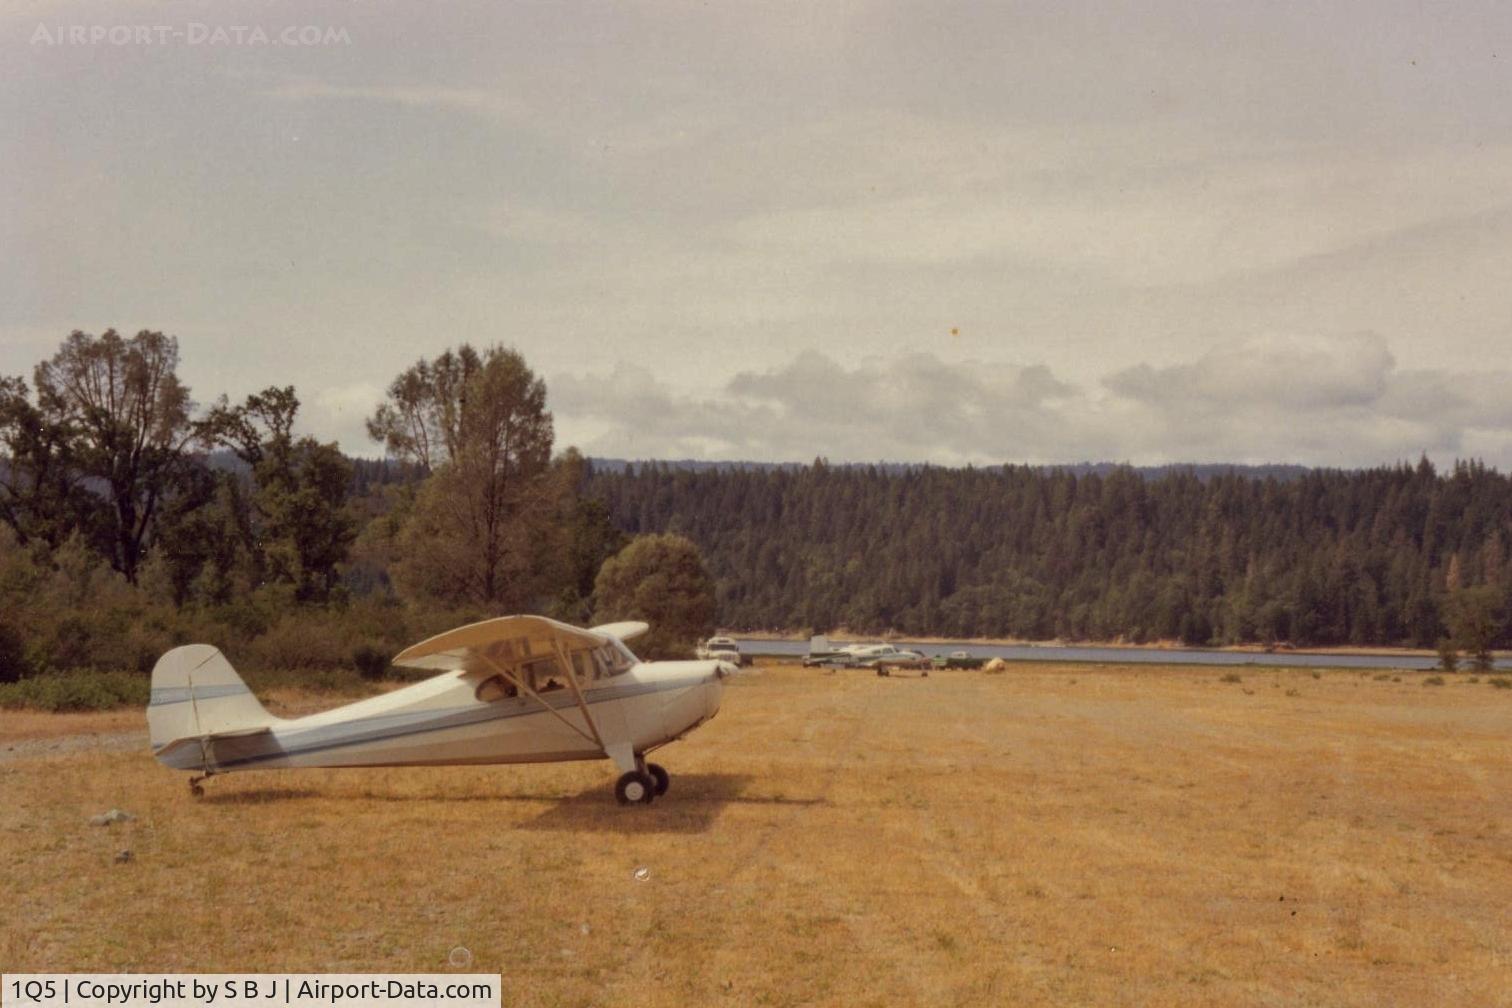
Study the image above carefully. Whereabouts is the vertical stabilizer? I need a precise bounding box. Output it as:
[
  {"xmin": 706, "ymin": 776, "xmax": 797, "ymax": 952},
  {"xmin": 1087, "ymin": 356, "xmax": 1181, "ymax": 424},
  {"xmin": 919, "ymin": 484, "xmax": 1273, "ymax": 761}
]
[{"xmin": 147, "ymin": 645, "xmax": 276, "ymax": 754}]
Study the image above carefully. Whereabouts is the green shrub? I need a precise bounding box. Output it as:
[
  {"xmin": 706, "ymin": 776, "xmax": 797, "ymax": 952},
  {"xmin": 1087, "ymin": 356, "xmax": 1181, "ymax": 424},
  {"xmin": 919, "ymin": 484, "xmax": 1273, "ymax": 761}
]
[
  {"xmin": 247, "ymin": 610, "xmax": 358, "ymax": 669},
  {"xmin": 243, "ymin": 666, "xmax": 376, "ymax": 696},
  {"xmin": 1219, "ymin": 672, "xmax": 1242, "ymax": 684},
  {"xmin": 0, "ymin": 618, "xmax": 31, "ymax": 683},
  {"xmin": 351, "ymin": 643, "xmax": 390, "ymax": 681},
  {"xmin": 1489, "ymin": 677, "xmax": 1511, "ymax": 690},
  {"xmin": 1422, "ymin": 675, "xmax": 1445, "ymax": 686},
  {"xmin": 0, "ymin": 670, "xmax": 149, "ymax": 711}
]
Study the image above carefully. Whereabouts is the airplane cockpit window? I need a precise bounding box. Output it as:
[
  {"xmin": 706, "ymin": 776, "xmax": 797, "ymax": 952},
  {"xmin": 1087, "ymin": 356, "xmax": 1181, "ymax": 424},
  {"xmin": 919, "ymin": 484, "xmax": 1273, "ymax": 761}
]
[
  {"xmin": 520, "ymin": 658, "xmax": 557, "ymax": 693},
  {"xmin": 592, "ymin": 642, "xmax": 635, "ymax": 679},
  {"xmin": 610, "ymin": 638, "xmax": 639, "ymax": 667},
  {"xmin": 571, "ymin": 649, "xmax": 595, "ymax": 683},
  {"xmin": 487, "ymin": 646, "xmax": 634, "ymax": 694}
]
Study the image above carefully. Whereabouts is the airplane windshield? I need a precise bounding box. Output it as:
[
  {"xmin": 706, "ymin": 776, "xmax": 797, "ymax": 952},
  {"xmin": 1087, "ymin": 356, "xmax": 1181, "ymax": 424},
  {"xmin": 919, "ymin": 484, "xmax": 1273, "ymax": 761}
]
[{"xmin": 597, "ymin": 640, "xmax": 636, "ymax": 677}]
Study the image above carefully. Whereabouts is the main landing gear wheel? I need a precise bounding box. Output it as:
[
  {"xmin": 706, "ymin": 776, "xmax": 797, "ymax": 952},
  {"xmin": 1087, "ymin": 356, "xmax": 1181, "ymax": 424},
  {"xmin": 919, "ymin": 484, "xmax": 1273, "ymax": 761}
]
[
  {"xmin": 646, "ymin": 762, "xmax": 670, "ymax": 796},
  {"xmin": 615, "ymin": 770, "xmax": 655, "ymax": 805}
]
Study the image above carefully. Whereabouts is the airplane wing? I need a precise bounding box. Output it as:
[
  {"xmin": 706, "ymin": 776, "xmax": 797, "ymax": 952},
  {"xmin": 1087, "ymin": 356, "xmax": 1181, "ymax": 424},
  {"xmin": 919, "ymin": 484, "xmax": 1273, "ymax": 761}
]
[
  {"xmin": 392, "ymin": 614, "xmax": 609, "ymax": 673},
  {"xmin": 392, "ymin": 614, "xmax": 613, "ymax": 750},
  {"xmin": 589, "ymin": 620, "xmax": 650, "ymax": 642}
]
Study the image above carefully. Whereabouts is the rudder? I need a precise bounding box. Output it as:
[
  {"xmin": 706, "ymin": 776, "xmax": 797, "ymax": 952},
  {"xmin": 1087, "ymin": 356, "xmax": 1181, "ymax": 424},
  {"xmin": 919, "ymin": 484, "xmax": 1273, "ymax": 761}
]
[{"xmin": 147, "ymin": 645, "xmax": 276, "ymax": 756}]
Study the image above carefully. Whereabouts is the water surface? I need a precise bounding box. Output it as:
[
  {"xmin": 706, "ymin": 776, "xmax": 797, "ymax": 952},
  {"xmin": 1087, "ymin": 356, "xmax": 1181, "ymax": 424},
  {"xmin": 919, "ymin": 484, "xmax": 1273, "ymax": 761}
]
[{"xmin": 733, "ymin": 638, "xmax": 1509, "ymax": 671}]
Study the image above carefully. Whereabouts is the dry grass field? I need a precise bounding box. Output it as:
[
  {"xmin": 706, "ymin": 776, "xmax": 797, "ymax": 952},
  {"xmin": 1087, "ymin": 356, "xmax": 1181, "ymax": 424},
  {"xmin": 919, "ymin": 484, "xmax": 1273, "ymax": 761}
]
[{"xmin": 3, "ymin": 663, "xmax": 1511, "ymax": 1006}]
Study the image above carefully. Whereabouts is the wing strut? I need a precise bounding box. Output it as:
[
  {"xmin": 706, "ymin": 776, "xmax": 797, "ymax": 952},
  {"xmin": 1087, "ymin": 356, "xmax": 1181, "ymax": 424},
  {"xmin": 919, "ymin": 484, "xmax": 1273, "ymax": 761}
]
[
  {"xmin": 473, "ymin": 652, "xmax": 600, "ymax": 749},
  {"xmin": 551, "ymin": 640, "xmax": 605, "ymax": 751}
]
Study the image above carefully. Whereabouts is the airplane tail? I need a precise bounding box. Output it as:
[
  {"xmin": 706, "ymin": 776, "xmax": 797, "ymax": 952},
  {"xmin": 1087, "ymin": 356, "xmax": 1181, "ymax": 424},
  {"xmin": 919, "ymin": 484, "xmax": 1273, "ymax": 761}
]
[{"xmin": 147, "ymin": 645, "xmax": 277, "ymax": 762}]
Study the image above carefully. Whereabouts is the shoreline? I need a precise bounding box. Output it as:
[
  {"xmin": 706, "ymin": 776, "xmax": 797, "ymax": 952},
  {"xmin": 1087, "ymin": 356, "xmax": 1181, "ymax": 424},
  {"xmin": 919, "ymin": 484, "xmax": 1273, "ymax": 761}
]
[{"xmin": 727, "ymin": 630, "xmax": 1489, "ymax": 660}]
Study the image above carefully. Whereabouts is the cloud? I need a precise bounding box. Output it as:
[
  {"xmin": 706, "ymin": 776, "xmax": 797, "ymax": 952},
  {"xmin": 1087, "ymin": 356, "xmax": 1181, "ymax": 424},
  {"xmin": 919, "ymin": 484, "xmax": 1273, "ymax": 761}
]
[
  {"xmin": 301, "ymin": 382, "xmax": 383, "ymax": 451},
  {"xmin": 550, "ymin": 347, "xmax": 1112, "ymax": 466},
  {"xmin": 550, "ymin": 334, "xmax": 1512, "ymax": 468},
  {"xmin": 261, "ymin": 80, "xmax": 530, "ymax": 122},
  {"xmin": 1105, "ymin": 333, "xmax": 1395, "ymax": 411}
]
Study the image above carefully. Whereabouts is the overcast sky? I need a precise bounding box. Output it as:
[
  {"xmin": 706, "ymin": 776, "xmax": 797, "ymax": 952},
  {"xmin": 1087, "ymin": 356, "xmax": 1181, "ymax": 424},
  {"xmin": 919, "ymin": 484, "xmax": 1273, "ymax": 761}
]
[{"xmin": 5, "ymin": 1, "xmax": 1512, "ymax": 467}]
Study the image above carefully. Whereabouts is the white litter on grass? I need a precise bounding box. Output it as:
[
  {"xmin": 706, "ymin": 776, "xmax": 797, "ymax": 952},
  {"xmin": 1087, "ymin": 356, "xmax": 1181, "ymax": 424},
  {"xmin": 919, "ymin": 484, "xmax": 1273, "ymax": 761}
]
[
  {"xmin": 632, "ymin": 866, "xmax": 651, "ymax": 882},
  {"xmin": 89, "ymin": 809, "xmax": 135, "ymax": 826}
]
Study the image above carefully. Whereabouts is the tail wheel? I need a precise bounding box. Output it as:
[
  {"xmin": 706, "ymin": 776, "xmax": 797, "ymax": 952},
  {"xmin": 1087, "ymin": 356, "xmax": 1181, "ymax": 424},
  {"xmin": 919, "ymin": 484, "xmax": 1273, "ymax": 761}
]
[
  {"xmin": 615, "ymin": 771, "xmax": 655, "ymax": 805},
  {"xmin": 646, "ymin": 762, "xmax": 670, "ymax": 796}
]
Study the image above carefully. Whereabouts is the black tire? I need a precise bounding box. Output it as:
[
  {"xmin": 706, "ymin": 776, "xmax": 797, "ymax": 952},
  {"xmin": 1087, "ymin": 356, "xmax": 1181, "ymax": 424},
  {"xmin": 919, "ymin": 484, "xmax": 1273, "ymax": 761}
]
[
  {"xmin": 615, "ymin": 770, "xmax": 655, "ymax": 805},
  {"xmin": 646, "ymin": 762, "xmax": 670, "ymax": 796}
]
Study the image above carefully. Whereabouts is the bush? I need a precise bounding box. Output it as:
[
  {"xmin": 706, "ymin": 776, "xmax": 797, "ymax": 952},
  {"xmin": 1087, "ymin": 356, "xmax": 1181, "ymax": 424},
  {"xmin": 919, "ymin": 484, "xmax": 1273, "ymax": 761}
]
[
  {"xmin": 352, "ymin": 643, "xmax": 390, "ymax": 680},
  {"xmin": 247, "ymin": 610, "xmax": 358, "ymax": 669},
  {"xmin": 1422, "ymin": 675, "xmax": 1445, "ymax": 686},
  {"xmin": 243, "ymin": 666, "xmax": 376, "ymax": 696},
  {"xmin": 0, "ymin": 669, "xmax": 149, "ymax": 711},
  {"xmin": 0, "ymin": 618, "xmax": 31, "ymax": 683},
  {"xmin": 1219, "ymin": 672, "xmax": 1242, "ymax": 684},
  {"xmin": 1489, "ymin": 677, "xmax": 1512, "ymax": 690}
]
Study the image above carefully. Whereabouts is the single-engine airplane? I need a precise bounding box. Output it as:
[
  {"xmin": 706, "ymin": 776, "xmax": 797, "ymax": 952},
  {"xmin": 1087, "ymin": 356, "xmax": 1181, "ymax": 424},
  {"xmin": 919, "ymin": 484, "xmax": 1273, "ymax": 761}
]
[{"xmin": 147, "ymin": 615, "xmax": 733, "ymax": 805}]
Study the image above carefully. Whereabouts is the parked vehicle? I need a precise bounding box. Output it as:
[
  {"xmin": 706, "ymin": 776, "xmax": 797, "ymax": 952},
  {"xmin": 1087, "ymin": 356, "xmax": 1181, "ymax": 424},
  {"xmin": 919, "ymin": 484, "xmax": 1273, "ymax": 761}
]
[
  {"xmin": 932, "ymin": 650, "xmax": 987, "ymax": 670},
  {"xmin": 697, "ymin": 635, "xmax": 751, "ymax": 666},
  {"xmin": 801, "ymin": 637, "xmax": 929, "ymax": 672}
]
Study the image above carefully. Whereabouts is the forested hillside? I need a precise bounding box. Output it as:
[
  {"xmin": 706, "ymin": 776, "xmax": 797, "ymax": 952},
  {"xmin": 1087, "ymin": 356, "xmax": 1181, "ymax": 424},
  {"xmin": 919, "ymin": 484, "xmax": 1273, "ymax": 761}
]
[{"xmin": 583, "ymin": 459, "xmax": 1512, "ymax": 648}]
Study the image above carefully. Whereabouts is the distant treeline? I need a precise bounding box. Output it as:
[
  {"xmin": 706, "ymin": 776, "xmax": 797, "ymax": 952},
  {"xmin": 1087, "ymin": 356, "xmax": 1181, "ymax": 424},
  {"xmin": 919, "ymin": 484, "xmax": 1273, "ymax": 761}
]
[{"xmin": 583, "ymin": 458, "xmax": 1512, "ymax": 648}]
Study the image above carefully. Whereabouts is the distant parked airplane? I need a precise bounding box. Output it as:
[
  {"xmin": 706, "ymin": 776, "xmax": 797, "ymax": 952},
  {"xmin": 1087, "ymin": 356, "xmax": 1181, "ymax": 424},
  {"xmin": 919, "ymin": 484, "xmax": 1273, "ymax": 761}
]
[{"xmin": 802, "ymin": 636, "xmax": 929, "ymax": 672}]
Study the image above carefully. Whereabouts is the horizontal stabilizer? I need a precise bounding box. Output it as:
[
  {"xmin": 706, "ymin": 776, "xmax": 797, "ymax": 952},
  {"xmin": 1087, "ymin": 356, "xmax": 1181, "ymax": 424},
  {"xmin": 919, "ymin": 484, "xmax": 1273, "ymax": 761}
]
[{"xmin": 153, "ymin": 725, "xmax": 273, "ymax": 761}]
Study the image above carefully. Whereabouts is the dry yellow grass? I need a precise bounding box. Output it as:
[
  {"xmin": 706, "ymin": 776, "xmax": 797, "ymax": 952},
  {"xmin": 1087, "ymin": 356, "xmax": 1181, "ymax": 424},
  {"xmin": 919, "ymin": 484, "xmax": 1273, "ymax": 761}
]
[{"xmin": 3, "ymin": 664, "xmax": 1511, "ymax": 1006}]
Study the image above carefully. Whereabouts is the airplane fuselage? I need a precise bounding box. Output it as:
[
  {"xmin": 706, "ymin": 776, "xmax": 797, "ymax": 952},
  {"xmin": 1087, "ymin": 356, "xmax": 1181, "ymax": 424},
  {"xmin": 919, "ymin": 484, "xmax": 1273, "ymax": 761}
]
[{"xmin": 155, "ymin": 660, "xmax": 726, "ymax": 773}]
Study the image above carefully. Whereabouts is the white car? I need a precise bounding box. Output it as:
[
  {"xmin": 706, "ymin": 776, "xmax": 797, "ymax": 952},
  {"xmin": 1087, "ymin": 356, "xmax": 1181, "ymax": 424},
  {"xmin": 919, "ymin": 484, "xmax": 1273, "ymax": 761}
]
[{"xmin": 697, "ymin": 635, "xmax": 747, "ymax": 665}]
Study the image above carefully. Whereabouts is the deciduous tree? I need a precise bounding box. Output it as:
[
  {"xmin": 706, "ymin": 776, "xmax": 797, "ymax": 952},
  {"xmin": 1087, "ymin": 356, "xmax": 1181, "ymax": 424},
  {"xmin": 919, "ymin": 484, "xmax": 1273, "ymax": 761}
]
[
  {"xmin": 373, "ymin": 346, "xmax": 556, "ymax": 608},
  {"xmin": 592, "ymin": 533, "xmax": 716, "ymax": 659},
  {"xmin": 206, "ymin": 386, "xmax": 355, "ymax": 602},
  {"xmin": 29, "ymin": 330, "xmax": 200, "ymax": 582}
]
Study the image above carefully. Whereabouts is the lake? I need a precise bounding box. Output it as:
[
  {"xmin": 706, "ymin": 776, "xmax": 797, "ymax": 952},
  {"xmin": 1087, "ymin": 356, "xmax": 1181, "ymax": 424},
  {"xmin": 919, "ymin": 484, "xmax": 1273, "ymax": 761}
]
[{"xmin": 733, "ymin": 638, "xmax": 1510, "ymax": 671}]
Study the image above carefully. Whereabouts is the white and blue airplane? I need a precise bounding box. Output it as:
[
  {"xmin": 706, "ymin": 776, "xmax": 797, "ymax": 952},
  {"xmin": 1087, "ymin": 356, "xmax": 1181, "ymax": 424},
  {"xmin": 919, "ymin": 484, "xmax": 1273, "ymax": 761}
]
[{"xmin": 147, "ymin": 615, "xmax": 732, "ymax": 805}]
